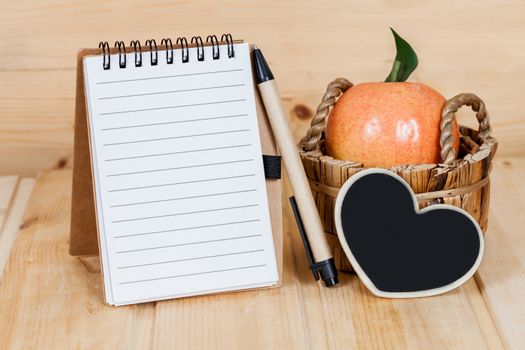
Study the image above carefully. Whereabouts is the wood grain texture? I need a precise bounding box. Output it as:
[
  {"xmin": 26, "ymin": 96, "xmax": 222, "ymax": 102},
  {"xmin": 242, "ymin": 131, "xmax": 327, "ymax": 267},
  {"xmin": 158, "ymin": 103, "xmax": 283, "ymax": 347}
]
[
  {"xmin": 0, "ymin": 168, "xmax": 517, "ymax": 349},
  {"xmin": 0, "ymin": 1, "xmax": 524, "ymax": 348},
  {"xmin": 0, "ymin": 176, "xmax": 18, "ymax": 231},
  {"xmin": 476, "ymin": 157, "xmax": 525, "ymax": 349},
  {"xmin": 0, "ymin": 170, "xmax": 309, "ymax": 349},
  {"xmin": 0, "ymin": 0, "xmax": 524, "ymax": 175},
  {"xmin": 0, "ymin": 177, "xmax": 35, "ymax": 279}
]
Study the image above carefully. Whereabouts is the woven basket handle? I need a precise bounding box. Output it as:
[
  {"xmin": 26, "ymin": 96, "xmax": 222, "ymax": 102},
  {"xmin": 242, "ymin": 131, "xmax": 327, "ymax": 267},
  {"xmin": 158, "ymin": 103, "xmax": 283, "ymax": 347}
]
[
  {"xmin": 300, "ymin": 78, "xmax": 353, "ymax": 152},
  {"xmin": 440, "ymin": 93, "xmax": 491, "ymax": 164},
  {"xmin": 302, "ymin": 79, "xmax": 492, "ymax": 166}
]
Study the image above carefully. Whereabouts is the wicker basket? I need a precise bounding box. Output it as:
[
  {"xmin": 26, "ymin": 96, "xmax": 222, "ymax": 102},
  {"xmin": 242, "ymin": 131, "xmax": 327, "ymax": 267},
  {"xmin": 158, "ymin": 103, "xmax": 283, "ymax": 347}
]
[{"xmin": 299, "ymin": 78, "xmax": 498, "ymax": 272}]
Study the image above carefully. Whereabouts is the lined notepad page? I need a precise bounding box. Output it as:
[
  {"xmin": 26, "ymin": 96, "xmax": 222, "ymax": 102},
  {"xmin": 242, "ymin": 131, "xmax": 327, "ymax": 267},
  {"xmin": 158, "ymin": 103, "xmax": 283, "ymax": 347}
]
[{"xmin": 83, "ymin": 43, "xmax": 278, "ymax": 305}]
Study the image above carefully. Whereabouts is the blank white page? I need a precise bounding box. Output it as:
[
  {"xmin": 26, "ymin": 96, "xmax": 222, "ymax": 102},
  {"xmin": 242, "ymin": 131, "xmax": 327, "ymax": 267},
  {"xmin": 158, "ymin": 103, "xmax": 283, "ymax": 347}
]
[{"xmin": 83, "ymin": 43, "xmax": 278, "ymax": 306}]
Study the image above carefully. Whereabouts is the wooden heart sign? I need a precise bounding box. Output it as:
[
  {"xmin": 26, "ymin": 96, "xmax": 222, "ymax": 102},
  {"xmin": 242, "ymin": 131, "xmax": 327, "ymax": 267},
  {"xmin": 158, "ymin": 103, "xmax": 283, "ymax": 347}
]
[{"xmin": 334, "ymin": 168, "xmax": 484, "ymax": 298}]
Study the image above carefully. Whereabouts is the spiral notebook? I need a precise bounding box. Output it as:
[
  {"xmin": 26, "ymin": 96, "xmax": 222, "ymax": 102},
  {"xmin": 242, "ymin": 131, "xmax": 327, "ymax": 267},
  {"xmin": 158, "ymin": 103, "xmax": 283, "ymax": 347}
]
[{"xmin": 70, "ymin": 35, "xmax": 282, "ymax": 306}]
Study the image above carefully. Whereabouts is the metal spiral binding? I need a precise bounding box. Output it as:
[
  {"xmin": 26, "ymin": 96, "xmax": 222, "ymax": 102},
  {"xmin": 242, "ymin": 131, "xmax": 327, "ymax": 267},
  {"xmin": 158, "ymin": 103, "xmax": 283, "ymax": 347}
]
[
  {"xmin": 98, "ymin": 34, "xmax": 236, "ymax": 69},
  {"xmin": 221, "ymin": 33, "xmax": 235, "ymax": 58},
  {"xmin": 176, "ymin": 37, "xmax": 189, "ymax": 63},
  {"xmin": 98, "ymin": 42, "xmax": 110, "ymax": 70},
  {"xmin": 114, "ymin": 41, "xmax": 126, "ymax": 68},
  {"xmin": 206, "ymin": 35, "xmax": 220, "ymax": 60},
  {"xmin": 161, "ymin": 38, "xmax": 174, "ymax": 64},
  {"xmin": 145, "ymin": 39, "xmax": 158, "ymax": 66},
  {"xmin": 191, "ymin": 36, "xmax": 205, "ymax": 61},
  {"xmin": 129, "ymin": 40, "xmax": 142, "ymax": 67}
]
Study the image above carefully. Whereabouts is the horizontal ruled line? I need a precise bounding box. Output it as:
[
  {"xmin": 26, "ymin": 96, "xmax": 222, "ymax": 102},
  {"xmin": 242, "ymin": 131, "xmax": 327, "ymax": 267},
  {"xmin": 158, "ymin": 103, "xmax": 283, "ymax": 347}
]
[
  {"xmin": 107, "ymin": 159, "xmax": 254, "ymax": 177},
  {"xmin": 109, "ymin": 174, "xmax": 255, "ymax": 192},
  {"xmin": 97, "ymin": 68, "xmax": 243, "ymax": 85},
  {"xmin": 103, "ymin": 129, "xmax": 250, "ymax": 146},
  {"xmin": 112, "ymin": 204, "xmax": 259, "ymax": 223},
  {"xmin": 117, "ymin": 249, "xmax": 264, "ymax": 269},
  {"xmin": 110, "ymin": 189, "xmax": 257, "ymax": 208},
  {"xmin": 114, "ymin": 219, "xmax": 261, "ymax": 238},
  {"xmin": 98, "ymin": 84, "xmax": 245, "ymax": 100},
  {"xmin": 99, "ymin": 99, "xmax": 246, "ymax": 116},
  {"xmin": 119, "ymin": 264, "xmax": 266, "ymax": 285},
  {"xmin": 105, "ymin": 144, "xmax": 251, "ymax": 162},
  {"xmin": 115, "ymin": 234, "xmax": 263, "ymax": 254},
  {"xmin": 101, "ymin": 114, "xmax": 248, "ymax": 131}
]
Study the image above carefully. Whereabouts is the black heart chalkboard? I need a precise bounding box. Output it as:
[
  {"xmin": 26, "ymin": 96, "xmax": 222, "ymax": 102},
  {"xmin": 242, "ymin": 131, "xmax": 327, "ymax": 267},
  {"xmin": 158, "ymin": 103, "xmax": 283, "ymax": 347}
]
[{"xmin": 334, "ymin": 169, "xmax": 483, "ymax": 298}]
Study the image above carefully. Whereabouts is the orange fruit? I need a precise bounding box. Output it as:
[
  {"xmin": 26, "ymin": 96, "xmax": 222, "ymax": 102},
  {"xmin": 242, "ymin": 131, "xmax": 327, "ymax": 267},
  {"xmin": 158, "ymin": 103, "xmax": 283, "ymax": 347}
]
[{"xmin": 325, "ymin": 82, "xmax": 460, "ymax": 167}]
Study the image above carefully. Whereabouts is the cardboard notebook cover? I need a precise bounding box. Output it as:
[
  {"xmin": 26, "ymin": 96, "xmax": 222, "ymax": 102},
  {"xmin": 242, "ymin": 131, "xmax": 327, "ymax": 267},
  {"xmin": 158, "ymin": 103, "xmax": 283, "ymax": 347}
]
[{"xmin": 69, "ymin": 42, "xmax": 283, "ymax": 288}]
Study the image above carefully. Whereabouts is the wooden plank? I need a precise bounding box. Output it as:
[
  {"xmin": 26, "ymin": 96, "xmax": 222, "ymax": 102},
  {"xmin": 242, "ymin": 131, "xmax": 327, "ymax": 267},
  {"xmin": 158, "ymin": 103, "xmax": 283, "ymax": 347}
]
[
  {"xmin": 0, "ymin": 170, "xmax": 308, "ymax": 349},
  {"xmin": 1, "ymin": 0, "xmax": 525, "ymax": 175},
  {"xmin": 285, "ymin": 178, "xmax": 502, "ymax": 349},
  {"xmin": 0, "ymin": 171, "xmax": 132, "ymax": 349},
  {"xmin": 475, "ymin": 157, "xmax": 525, "ymax": 349},
  {"xmin": 0, "ymin": 176, "xmax": 18, "ymax": 210},
  {"xmin": 1, "ymin": 1, "xmax": 524, "ymax": 78},
  {"xmin": 0, "ymin": 70, "xmax": 73, "ymax": 176},
  {"xmin": 292, "ymin": 244, "xmax": 499, "ymax": 349},
  {"xmin": 1, "ymin": 68, "xmax": 524, "ymax": 176},
  {"xmin": 0, "ymin": 175, "xmax": 20, "ymax": 278},
  {"xmin": 0, "ymin": 166, "xmax": 518, "ymax": 348},
  {"xmin": 462, "ymin": 279, "xmax": 505, "ymax": 349},
  {"xmin": 0, "ymin": 176, "xmax": 19, "ymax": 231},
  {"xmin": 150, "ymin": 233, "xmax": 308, "ymax": 349},
  {"xmin": 0, "ymin": 178, "xmax": 35, "ymax": 279}
]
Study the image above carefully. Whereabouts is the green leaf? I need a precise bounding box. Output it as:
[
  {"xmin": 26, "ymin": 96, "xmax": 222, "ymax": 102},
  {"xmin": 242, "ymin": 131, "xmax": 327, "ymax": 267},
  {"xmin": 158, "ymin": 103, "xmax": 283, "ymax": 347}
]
[{"xmin": 385, "ymin": 28, "xmax": 419, "ymax": 82}]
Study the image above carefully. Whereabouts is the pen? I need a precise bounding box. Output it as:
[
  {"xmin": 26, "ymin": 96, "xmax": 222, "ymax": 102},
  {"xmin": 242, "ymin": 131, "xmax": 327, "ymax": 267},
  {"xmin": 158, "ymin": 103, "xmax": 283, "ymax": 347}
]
[{"xmin": 253, "ymin": 45, "xmax": 339, "ymax": 287}]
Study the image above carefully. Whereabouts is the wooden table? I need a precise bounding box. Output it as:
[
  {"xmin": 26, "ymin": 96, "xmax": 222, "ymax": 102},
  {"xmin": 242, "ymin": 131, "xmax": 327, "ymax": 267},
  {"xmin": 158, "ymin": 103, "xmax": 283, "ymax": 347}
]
[
  {"xmin": 0, "ymin": 157, "xmax": 524, "ymax": 349},
  {"xmin": 1, "ymin": 0, "xmax": 525, "ymax": 348}
]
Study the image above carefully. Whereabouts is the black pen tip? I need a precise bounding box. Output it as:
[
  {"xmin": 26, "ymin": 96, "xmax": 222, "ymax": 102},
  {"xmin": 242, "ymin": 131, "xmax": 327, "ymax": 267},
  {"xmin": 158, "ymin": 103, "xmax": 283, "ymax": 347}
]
[
  {"xmin": 324, "ymin": 277, "xmax": 339, "ymax": 287},
  {"xmin": 318, "ymin": 258, "xmax": 339, "ymax": 287},
  {"xmin": 253, "ymin": 45, "xmax": 274, "ymax": 84}
]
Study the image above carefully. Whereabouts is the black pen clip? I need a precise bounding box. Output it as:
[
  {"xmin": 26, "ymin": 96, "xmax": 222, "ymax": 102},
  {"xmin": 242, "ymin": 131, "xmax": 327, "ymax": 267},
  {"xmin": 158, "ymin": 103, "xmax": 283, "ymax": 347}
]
[
  {"xmin": 289, "ymin": 196, "xmax": 318, "ymax": 280},
  {"xmin": 289, "ymin": 196, "xmax": 336, "ymax": 284}
]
